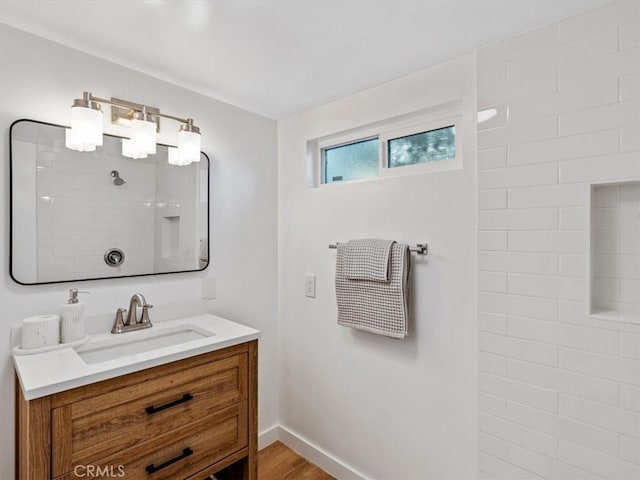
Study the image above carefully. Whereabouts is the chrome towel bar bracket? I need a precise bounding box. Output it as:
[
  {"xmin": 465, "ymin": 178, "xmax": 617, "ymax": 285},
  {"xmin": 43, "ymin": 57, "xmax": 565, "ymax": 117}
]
[{"xmin": 328, "ymin": 242, "xmax": 428, "ymax": 256}]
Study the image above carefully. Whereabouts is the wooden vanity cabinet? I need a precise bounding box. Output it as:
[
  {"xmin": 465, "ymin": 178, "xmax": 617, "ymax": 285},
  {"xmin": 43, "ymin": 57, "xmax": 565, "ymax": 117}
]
[{"xmin": 16, "ymin": 341, "xmax": 258, "ymax": 480}]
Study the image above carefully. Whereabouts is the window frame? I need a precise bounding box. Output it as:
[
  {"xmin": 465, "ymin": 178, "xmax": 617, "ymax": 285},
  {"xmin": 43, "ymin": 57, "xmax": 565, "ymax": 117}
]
[{"xmin": 316, "ymin": 112, "xmax": 462, "ymax": 186}]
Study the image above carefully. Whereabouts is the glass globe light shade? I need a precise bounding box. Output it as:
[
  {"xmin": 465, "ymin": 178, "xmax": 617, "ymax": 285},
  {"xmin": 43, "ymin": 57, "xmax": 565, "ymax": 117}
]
[
  {"xmin": 130, "ymin": 116, "xmax": 157, "ymax": 155},
  {"xmin": 177, "ymin": 125, "xmax": 200, "ymax": 164},
  {"xmin": 122, "ymin": 139, "xmax": 148, "ymax": 159},
  {"xmin": 168, "ymin": 146, "xmax": 190, "ymax": 166},
  {"xmin": 69, "ymin": 104, "xmax": 103, "ymax": 150},
  {"xmin": 65, "ymin": 128, "xmax": 96, "ymax": 152}
]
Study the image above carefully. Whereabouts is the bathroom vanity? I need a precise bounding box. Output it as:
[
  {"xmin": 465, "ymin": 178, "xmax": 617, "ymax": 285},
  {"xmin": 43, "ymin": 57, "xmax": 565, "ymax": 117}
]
[{"xmin": 14, "ymin": 314, "xmax": 259, "ymax": 480}]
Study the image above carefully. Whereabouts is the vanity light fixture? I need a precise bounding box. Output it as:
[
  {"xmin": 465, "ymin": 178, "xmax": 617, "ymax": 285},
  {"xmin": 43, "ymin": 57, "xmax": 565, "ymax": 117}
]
[{"xmin": 66, "ymin": 91, "xmax": 201, "ymax": 165}]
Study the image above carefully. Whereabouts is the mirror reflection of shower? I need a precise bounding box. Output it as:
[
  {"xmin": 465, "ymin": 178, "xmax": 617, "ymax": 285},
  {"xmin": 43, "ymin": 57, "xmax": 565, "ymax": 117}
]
[{"xmin": 110, "ymin": 170, "xmax": 126, "ymax": 186}]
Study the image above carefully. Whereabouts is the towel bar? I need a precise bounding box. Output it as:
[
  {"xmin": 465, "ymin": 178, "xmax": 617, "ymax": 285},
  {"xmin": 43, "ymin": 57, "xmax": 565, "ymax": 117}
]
[{"xmin": 328, "ymin": 242, "xmax": 428, "ymax": 255}]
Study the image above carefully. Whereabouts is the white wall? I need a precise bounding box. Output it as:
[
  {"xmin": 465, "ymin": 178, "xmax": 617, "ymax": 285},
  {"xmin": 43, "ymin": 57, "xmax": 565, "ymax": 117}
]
[
  {"xmin": 0, "ymin": 24, "xmax": 278, "ymax": 479},
  {"xmin": 476, "ymin": 2, "xmax": 640, "ymax": 479},
  {"xmin": 277, "ymin": 54, "xmax": 477, "ymax": 479}
]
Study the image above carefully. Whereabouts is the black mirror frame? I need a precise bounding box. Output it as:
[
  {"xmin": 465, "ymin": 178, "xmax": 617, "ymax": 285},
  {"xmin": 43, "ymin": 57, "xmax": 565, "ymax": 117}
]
[{"xmin": 9, "ymin": 118, "xmax": 210, "ymax": 286}]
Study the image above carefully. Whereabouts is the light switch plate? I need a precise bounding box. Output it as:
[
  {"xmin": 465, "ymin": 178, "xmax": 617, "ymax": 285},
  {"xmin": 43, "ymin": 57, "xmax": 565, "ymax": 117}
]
[{"xmin": 304, "ymin": 274, "xmax": 316, "ymax": 298}]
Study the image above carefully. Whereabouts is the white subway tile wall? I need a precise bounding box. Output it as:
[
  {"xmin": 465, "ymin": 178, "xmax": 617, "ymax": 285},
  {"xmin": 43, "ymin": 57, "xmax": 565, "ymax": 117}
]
[
  {"xmin": 477, "ymin": 2, "xmax": 640, "ymax": 479},
  {"xmin": 36, "ymin": 145, "xmax": 156, "ymax": 282},
  {"xmin": 34, "ymin": 144, "xmax": 201, "ymax": 282}
]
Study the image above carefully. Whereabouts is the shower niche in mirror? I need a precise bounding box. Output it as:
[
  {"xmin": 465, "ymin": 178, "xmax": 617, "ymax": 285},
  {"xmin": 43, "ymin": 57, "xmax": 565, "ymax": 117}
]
[{"xmin": 10, "ymin": 119, "xmax": 209, "ymax": 285}]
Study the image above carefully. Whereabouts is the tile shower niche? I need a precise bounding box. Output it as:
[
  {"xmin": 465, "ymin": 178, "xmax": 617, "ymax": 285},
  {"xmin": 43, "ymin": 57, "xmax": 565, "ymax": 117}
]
[{"xmin": 591, "ymin": 181, "xmax": 640, "ymax": 323}]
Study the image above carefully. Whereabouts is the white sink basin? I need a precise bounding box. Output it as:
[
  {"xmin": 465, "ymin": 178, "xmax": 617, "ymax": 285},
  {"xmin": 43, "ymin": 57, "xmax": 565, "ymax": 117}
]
[{"xmin": 76, "ymin": 324, "xmax": 215, "ymax": 364}]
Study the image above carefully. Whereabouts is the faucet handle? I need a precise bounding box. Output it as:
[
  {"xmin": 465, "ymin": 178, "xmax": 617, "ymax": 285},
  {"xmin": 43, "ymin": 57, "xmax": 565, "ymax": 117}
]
[
  {"xmin": 111, "ymin": 308, "xmax": 127, "ymax": 334},
  {"xmin": 141, "ymin": 304, "xmax": 153, "ymax": 326}
]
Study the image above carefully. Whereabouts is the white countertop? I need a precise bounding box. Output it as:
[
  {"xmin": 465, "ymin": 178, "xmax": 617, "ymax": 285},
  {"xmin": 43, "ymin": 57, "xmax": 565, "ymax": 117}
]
[{"xmin": 13, "ymin": 314, "xmax": 260, "ymax": 400}]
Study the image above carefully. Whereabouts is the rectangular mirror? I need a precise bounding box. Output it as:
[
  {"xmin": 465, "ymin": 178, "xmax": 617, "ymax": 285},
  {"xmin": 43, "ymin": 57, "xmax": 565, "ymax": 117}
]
[{"xmin": 10, "ymin": 119, "xmax": 209, "ymax": 285}]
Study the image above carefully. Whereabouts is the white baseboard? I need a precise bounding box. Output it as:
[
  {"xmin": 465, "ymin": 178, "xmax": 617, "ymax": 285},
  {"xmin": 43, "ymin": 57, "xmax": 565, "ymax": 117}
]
[
  {"xmin": 258, "ymin": 425, "xmax": 280, "ymax": 449},
  {"xmin": 265, "ymin": 425, "xmax": 370, "ymax": 480}
]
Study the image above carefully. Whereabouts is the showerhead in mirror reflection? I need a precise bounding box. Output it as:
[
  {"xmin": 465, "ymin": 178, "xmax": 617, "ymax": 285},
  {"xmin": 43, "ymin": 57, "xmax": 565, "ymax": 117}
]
[
  {"xmin": 10, "ymin": 119, "xmax": 210, "ymax": 285},
  {"xmin": 110, "ymin": 170, "xmax": 126, "ymax": 186}
]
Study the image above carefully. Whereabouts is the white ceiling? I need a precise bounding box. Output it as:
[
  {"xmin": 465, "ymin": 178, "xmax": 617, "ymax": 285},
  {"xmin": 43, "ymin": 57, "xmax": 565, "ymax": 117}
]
[{"xmin": 1, "ymin": 0, "xmax": 607, "ymax": 119}]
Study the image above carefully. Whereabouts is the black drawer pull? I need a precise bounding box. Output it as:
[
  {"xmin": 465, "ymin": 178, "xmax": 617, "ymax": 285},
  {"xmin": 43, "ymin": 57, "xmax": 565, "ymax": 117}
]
[
  {"xmin": 145, "ymin": 393, "xmax": 193, "ymax": 415},
  {"xmin": 146, "ymin": 447, "xmax": 193, "ymax": 474}
]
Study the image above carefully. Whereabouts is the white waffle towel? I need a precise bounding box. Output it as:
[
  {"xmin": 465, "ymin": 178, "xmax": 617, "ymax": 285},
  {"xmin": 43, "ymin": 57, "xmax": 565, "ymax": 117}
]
[
  {"xmin": 343, "ymin": 239, "xmax": 394, "ymax": 282},
  {"xmin": 336, "ymin": 241, "xmax": 411, "ymax": 338}
]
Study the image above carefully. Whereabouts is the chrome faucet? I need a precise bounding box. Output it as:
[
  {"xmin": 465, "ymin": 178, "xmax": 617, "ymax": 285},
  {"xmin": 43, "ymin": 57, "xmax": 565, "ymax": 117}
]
[{"xmin": 111, "ymin": 293, "xmax": 153, "ymax": 334}]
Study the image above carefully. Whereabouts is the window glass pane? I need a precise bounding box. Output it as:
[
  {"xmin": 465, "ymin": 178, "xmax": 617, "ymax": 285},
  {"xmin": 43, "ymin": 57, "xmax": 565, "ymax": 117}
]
[
  {"xmin": 388, "ymin": 125, "xmax": 455, "ymax": 168},
  {"xmin": 323, "ymin": 138, "xmax": 378, "ymax": 183}
]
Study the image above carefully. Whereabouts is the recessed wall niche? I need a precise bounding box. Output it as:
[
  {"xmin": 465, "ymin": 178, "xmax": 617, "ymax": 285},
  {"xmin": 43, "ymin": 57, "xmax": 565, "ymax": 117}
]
[{"xmin": 590, "ymin": 181, "xmax": 640, "ymax": 322}]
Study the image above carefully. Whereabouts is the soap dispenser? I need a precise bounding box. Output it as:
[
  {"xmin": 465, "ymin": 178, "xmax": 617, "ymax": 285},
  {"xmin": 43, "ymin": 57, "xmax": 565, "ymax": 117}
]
[{"xmin": 60, "ymin": 289, "xmax": 88, "ymax": 343}]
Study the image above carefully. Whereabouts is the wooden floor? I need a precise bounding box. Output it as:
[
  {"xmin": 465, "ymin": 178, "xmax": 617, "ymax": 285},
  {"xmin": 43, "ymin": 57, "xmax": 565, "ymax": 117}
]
[{"xmin": 258, "ymin": 441, "xmax": 335, "ymax": 480}]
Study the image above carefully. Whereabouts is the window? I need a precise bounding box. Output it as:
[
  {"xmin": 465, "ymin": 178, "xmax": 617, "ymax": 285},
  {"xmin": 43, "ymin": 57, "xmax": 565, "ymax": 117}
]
[
  {"xmin": 316, "ymin": 114, "xmax": 460, "ymax": 185},
  {"xmin": 387, "ymin": 125, "xmax": 455, "ymax": 168},
  {"xmin": 323, "ymin": 138, "xmax": 378, "ymax": 184}
]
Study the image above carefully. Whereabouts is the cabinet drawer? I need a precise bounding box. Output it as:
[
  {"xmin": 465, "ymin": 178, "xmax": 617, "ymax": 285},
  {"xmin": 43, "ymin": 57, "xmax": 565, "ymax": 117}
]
[
  {"xmin": 52, "ymin": 353, "xmax": 247, "ymax": 477},
  {"xmin": 55, "ymin": 402, "xmax": 248, "ymax": 480}
]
